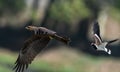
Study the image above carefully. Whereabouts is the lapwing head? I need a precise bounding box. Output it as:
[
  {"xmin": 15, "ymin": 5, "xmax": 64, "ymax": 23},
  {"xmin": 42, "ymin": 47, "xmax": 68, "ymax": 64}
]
[{"xmin": 91, "ymin": 43, "xmax": 97, "ymax": 50}]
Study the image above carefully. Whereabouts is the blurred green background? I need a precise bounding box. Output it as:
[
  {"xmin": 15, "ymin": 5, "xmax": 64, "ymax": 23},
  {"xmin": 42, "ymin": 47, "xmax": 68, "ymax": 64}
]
[{"xmin": 0, "ymin": 0, "xmax": 120, "ymax": 72}]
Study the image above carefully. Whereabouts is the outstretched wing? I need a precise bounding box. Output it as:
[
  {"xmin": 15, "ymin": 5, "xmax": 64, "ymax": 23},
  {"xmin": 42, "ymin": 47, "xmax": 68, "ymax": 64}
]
[
  {"xmin": 13, "ymin": 35, "xmax": 50, "ymax": 72},
  {"xmin": 108, "ymin": 39, "xmax": 118, "ymax": 44},
  {"xmin": 93, "ymin": 21, "xmax": 102, "ymax": 45},
  {"xmin": 93, "ymin": 21, "xmax": 101, "ymax": 38}
]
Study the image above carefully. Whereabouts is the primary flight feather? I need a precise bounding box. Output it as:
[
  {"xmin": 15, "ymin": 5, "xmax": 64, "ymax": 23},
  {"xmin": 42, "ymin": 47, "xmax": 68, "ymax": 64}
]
[{"xmin": 13, "ymin": 26, "xmax": 70, "ymax": 72}]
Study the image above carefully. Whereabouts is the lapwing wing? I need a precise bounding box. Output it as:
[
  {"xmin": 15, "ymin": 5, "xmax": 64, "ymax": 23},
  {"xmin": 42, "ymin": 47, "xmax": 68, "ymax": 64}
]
[{"xmin": 91, "ymin": 21, "xmax": 118, "ymax": 54}]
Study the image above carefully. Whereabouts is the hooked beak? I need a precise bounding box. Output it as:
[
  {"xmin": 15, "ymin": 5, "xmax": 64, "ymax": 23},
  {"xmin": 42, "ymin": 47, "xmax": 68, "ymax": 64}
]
[{"xmin": 25, "ymin": 26, "xmax": 33, "ymax": 31}]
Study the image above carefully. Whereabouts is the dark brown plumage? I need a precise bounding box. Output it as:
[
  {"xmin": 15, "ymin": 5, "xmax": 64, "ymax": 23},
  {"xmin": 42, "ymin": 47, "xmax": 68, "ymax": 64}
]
[{"xmin": 13, "ymin": 26, "xmax": 70, "ymax": 72}]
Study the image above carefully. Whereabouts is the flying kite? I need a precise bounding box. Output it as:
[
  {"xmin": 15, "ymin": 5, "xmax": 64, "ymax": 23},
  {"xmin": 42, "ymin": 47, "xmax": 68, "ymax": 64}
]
[{"xmin": 13, "ymin": 26, "xmax": 70, "ymax": 72}]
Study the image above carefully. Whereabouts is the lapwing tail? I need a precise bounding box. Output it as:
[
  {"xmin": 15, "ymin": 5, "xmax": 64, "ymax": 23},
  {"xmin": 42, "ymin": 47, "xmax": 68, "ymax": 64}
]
[
  {"xmin": 107, "ymin": 49, "xmax": 111, "ymax": 55},
  {"xmin": 105, "ymin": 48, "xmax": 111, "ymax": 55}
]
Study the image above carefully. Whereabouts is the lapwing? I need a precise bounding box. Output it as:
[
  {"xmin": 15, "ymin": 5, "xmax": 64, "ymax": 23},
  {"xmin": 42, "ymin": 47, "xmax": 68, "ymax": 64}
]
[{"xmin": 91, "ymin": 21, "xmax": 118, "ymax": 54}]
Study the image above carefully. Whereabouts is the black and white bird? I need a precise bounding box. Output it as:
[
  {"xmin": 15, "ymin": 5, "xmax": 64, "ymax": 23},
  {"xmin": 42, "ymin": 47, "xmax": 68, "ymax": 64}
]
[{"xmin": 91, "ymin": 21, "xmax": 118, "ymax": 54}]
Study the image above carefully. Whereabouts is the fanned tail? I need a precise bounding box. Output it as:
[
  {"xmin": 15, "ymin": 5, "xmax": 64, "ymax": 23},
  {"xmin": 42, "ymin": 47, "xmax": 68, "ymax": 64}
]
[
  {"xmin": 107, "ymin": 49, "xmax": 111, "ymax": 55},
  {"xmin": 105, "ymin": 48, "xmax": 111, "ymax": 55},
  {"xmin": 52, "ymin": 34, "xmax": 71, "ymax": 44}
]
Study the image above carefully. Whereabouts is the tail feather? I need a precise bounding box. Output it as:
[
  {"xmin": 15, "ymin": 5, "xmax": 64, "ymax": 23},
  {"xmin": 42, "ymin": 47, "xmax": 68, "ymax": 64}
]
[
  {"xmin": 52, "ymin": 34, "xmax": 70, "ymax": 44},
  {"xmin": 105, "ymin": 48, "xmax": 111, "ymax": 55},
  {"xmin": 107, "ymin": 49, "xmax": 111, "ymax": 55}
]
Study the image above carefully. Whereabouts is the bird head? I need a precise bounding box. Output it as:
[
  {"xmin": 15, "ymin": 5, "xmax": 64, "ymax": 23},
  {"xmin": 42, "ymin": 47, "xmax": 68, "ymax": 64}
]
[
  {"xmin": 91, "ymin": 43, "xmax": 97, "ymax": 50},
  {"xmin": 25, "ymin": 26, "xmax": 37, "ymax": 31}
]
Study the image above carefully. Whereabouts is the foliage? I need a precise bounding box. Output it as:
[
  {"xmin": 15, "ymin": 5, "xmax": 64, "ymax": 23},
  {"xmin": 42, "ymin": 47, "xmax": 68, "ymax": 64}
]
[
  {"xmin": 0, "ymin": 0, "xmax": 25, "ymax": 16},
  {"xmin": 106, "ymin": 0, "xmax": 120, "ymax": 23},
  {"xmin": 109, "ymin": 6, "xmax": 120, "ymax": 22},
  {"xmin": 0, "ymin": 48, "xmax": 120, "ymax": 72},
  {"xmin": 50, "ymin": 0, "xmax": 91, "ymax": 24},
  {"xmin": 112, "ymin": 0, "xmax": 120, "ymax": 9}
]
